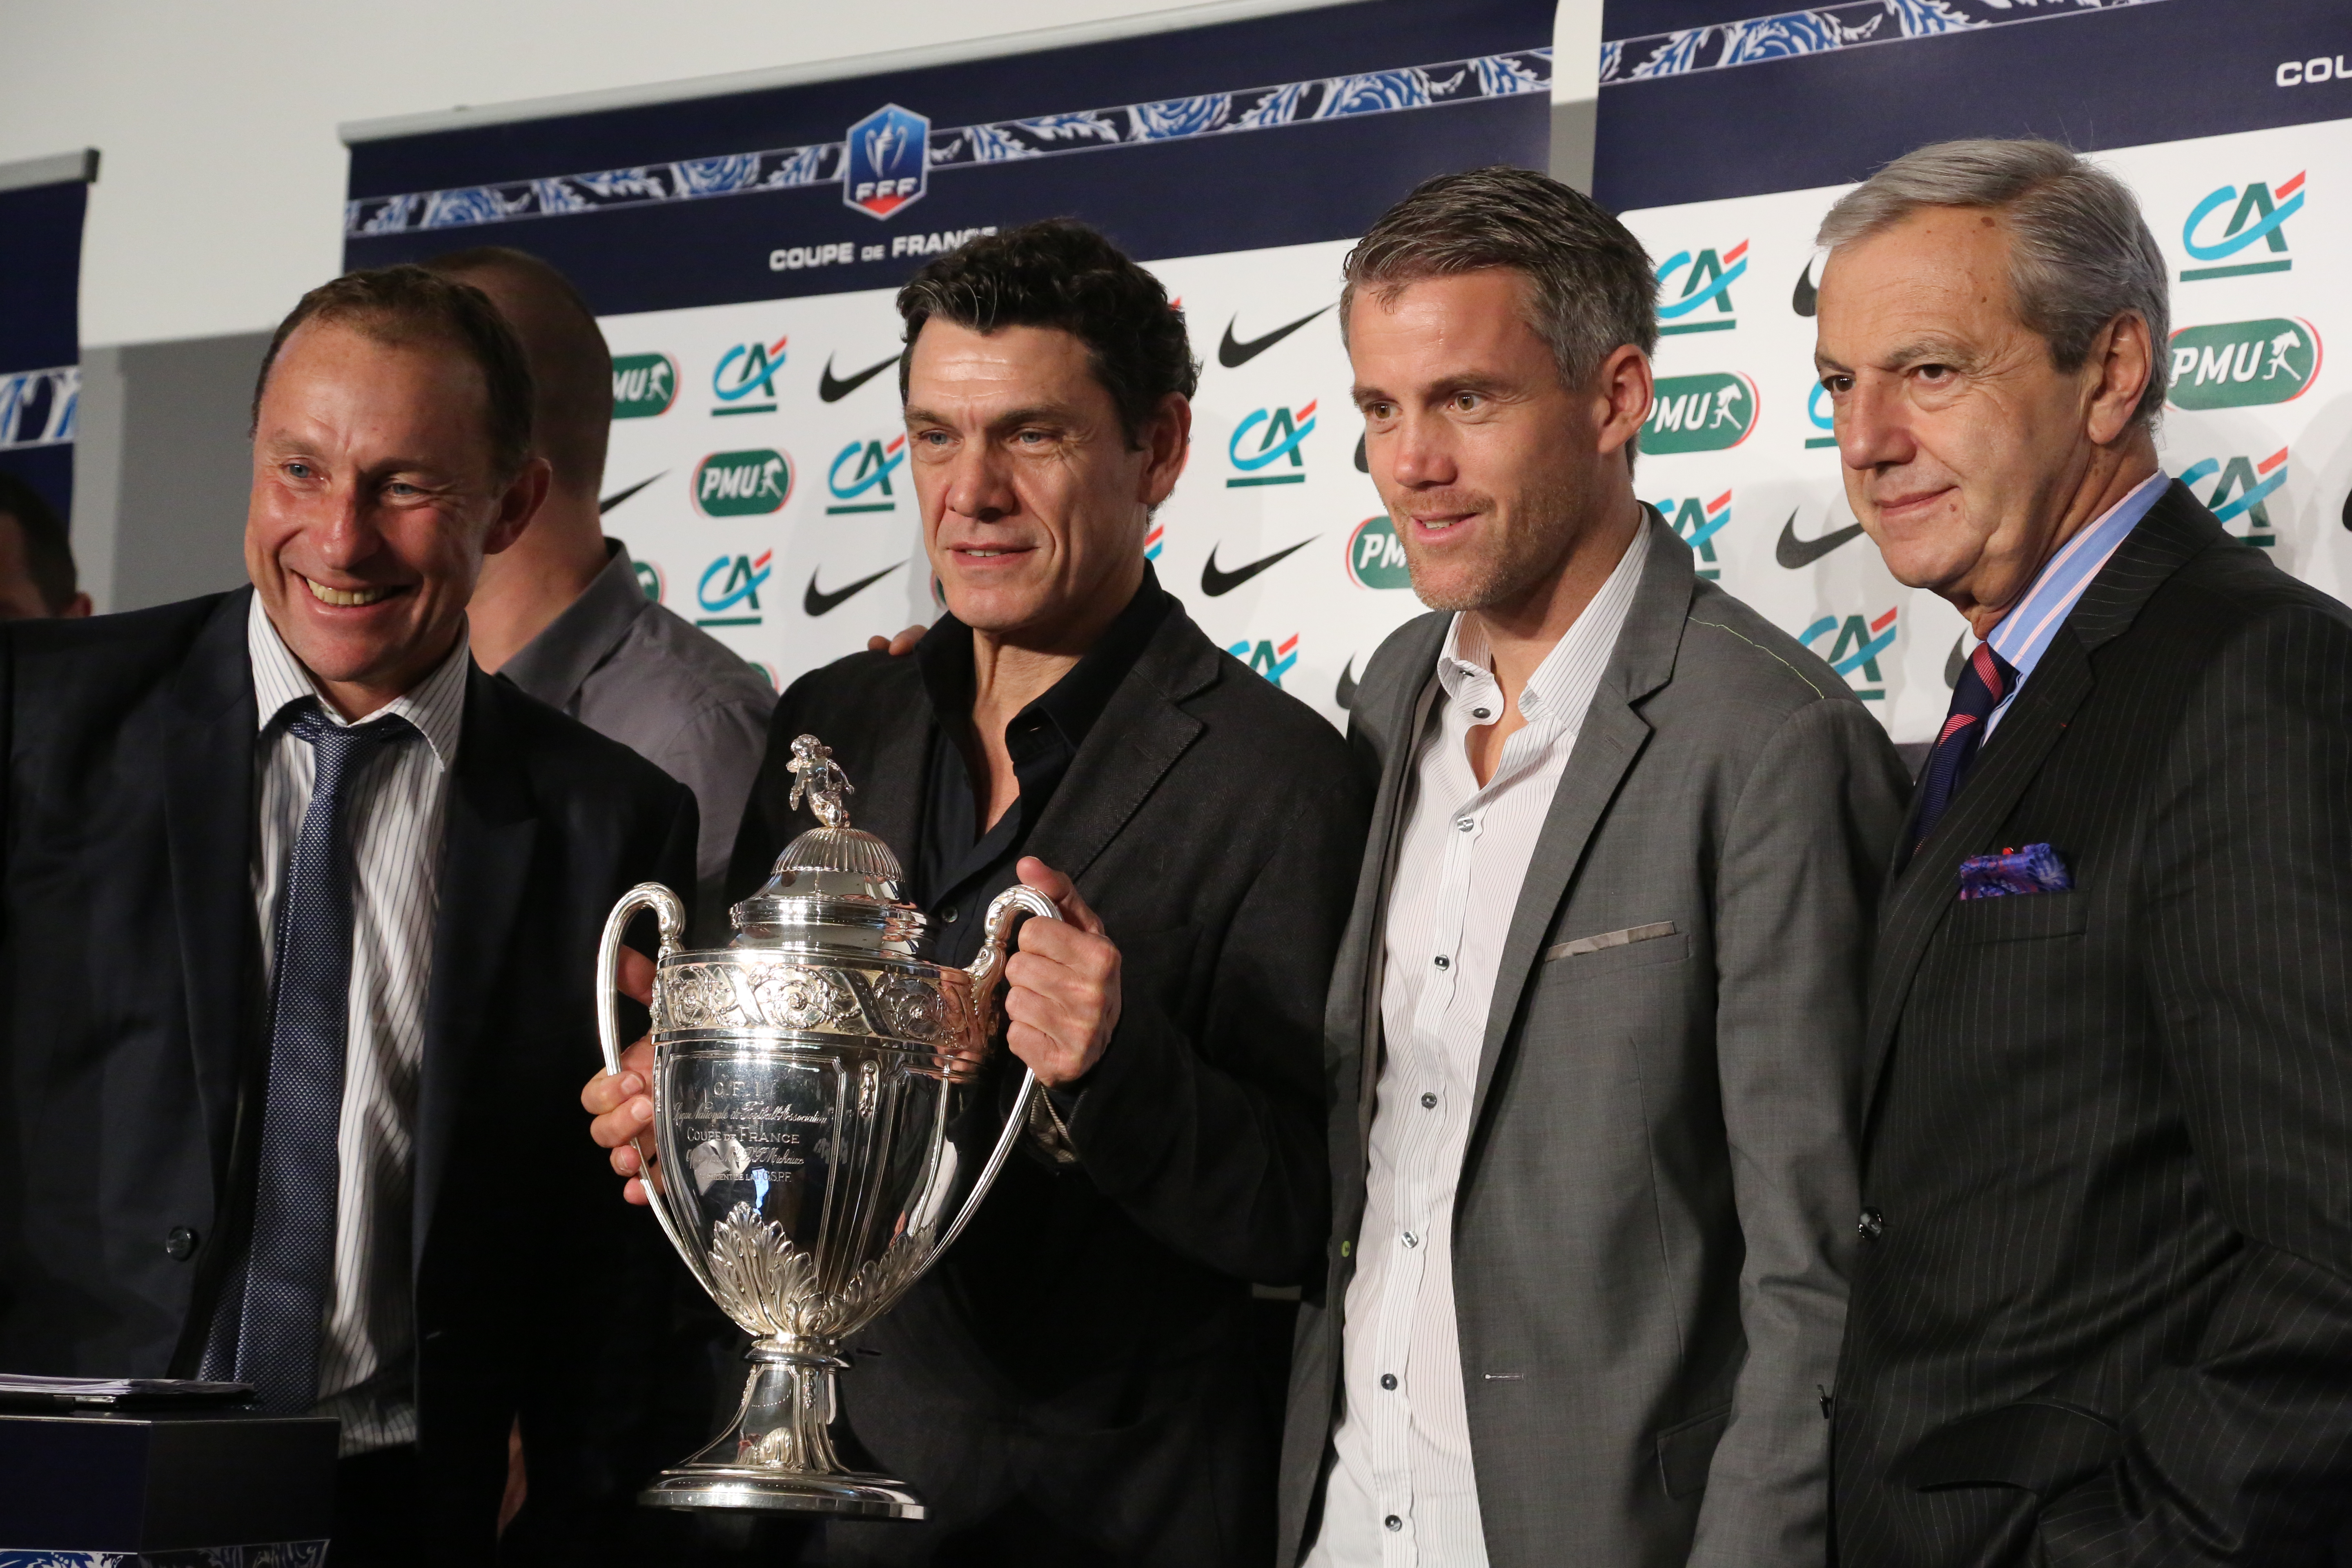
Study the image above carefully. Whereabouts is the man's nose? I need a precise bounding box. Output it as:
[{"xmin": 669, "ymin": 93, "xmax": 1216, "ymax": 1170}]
[
  {"xmin": 1382, "ymin": 412, "xmax": 1457, "ymax": 490},
  {"xmin": 1837, "ymin": 379, "xmax": 1914, "ymax": 472},
  {"xmin": 310, "ymin": 480, "xmax": 377, "ymax": 567},
  {"xmin": 941, "ymin": 442, "xmax": 1016, "ymax": 523}
]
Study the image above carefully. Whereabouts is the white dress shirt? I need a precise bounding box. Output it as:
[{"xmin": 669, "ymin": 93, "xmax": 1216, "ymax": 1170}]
[
  {"xmin": 248, "ymin": 593, "xmax": 467, "ymax": 1455},
  {"xmin": 1309, "ymin": 532, "xmax": 1647, "ymax": 1568}
]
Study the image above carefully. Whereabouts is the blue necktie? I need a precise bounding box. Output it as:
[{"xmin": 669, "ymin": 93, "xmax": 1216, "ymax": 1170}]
[
  {"xmin": 204, "ymin": 699, "xmax": 411, "ymax": 1412},
  {"xmin": 1909, "ymin": 642, "xmax": 2018, "ymax": 861}
]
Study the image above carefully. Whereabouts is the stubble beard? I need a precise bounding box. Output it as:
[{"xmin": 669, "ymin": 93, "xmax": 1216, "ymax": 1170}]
[{"xmin": 1401, "ymin": 472, "xmax": 1588, "ymax": 615}]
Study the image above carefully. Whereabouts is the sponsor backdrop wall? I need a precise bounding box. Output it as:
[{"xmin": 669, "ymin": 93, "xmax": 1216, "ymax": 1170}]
[
  {"xmin": 0, "ymin": 154, "xmax": 95, "ymax": 525},
  {"xmin": 342, "ymin": 0, "xmax": 1557, "ymax": 714},
  {"xmin": 1599, "ymin": 0, "xmax": 2352, "ymax": 743}
]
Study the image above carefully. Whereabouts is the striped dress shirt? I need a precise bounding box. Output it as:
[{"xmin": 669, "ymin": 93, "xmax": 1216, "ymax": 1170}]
[
  {"xmin": 247, "ymin": 593, "xmax": 467, "ymax": 1455},
  {"xmin": 1309, "ymin": 531, "xmax": 1646, "ymax": 1568},
  {"xmin": 1979, "ymin": 470, "xmax": 2167, "ymax": 737}
]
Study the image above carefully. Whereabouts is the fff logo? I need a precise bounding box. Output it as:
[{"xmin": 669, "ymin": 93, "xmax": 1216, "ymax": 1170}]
[
  {"xmin": 1226, "ymin": 633, "xmax": 1301, "ymax": 688},
  {"xmin": 1800, "ymin": 606, "xmax": 1899, "ymax": 702},
  {"xmin": 713, "ymin": 336, "xmax": 788, "ymax": 414},
  {"xmin": 2175, "ymin": 446, "xmax": 2290, "ymax": 548},
  {"xmin": 1656, "ymin": 239, "xmax": 1746, "ymax": 336},
  {"xmin": 697, "ymin": 549, "xmax": 773, "ymax": 628},
  {"xmin": 1652, "ymin": 491, "xmax": 1731, "ymax": 581},
  {"xmin": 826, "ymin": 434, "xmax": 906, "ymax": 515},
  {"xmin": 845, "ymin": 104, "xmax": 930, "ymax": 219},
  {"xmin": 1228, "ymin": 402, "xmax": 1316, "ymax": 488},
  {"xmin": 2180, "ymin": 171, "xmax": 2303, "ymax": 282}
]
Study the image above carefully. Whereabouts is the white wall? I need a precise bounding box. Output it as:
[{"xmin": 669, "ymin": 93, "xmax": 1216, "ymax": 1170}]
[{"xmin": 0, "ymin": 0, "xmax": 1244, "ymax": 349}]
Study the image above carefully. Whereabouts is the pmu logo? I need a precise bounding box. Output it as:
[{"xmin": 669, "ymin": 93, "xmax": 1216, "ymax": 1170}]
[
  {"xmin": 2176, "ymin": 447, "xmax": 2290, "ymax": 548},
  {"xmin": 1800, "ymin": 606, "xmax": 1899, "ymax": 702},
  {"xmin": 1653, "ymin": 491, "xmax": 1731, "ymax": 581},
  {"xmin": 1656, "ymin": 240, "xmax": 1746, "ymax": 336},
  {"xmin": 611, "ymin": 353, "xmax": 677, "ymax": 419},
  {"xmin": 696, "ymin": 550, "xmax": 773, "ymax": 628},
  {"xmin": 694, "ymin": 449, "xmax": 793, "ymax": 516},
  {"xmin": 1227, "ymin": 633, "xmax": 1301, "ymax": 687},
  {"xmin": 1227, "ymin": 401, "xmax": 1316, "ymax": 488},
  {"xmin": 713, "ymin": 336, "xmax": 788, "ymax": 415},
  {"xmin": 2167, "ymin": 318, "xmax": 2321, "ymax": 410},
  {"xmin": 825, "ymin": 434, "xmax": 906, "ymax": 515},
  {"xmin": 1642, "ymin": 373, "xmax": 1757, "ymax": 455},
  {"xmin": 2180, "ymin": 172, "xmax": 2303, "ymax": 282},
  {"xmin": 1346, "ymin": 515, "xmax": 1410, "ymax": 589},
  {"xmin": 1803, "ymin": 381, "xmax": 1838, "ymax": 449},
  {"xmin": 844, "ymin": 104, "xmax": 930, "ymax": 219}
]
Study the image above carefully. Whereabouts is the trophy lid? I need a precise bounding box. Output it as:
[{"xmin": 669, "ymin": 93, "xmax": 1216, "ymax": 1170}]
[{"xmin": 730, "ymin": 735, "xmax": 925, "ymax": 953}]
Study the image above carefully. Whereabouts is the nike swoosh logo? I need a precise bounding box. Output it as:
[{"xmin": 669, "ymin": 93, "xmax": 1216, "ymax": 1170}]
[
  {"xmin": 803, "ymin": 561, "xmax": 903, "ymax": 616},
  {"xmin": 818, "ymin": 351, "xmax": 901, "ymax": 403},
  {"xmin": 1791, "ymin": 258, "xmax": 1819, "ymax": 318},
  {"xmin": 1775, "ymin": 510, "xmax": 1865, "ymax": 568},
  {"xmin": 1217, "ymin": 305, "xmax": 1332, "ymax": 370},
  {"xmin": 1354, "ymin": 432, "xmax": 1368, "ymax": 474},
  {"xmin": 1201, "ymin": 536, "xmax": 1317, "ymax": 597},
  {"xmin": 599, "ymin": 471, "xmax": 664, "ymax": 513},
  {"xmin": 1335, "ymin": 655, "xmax": 1358, "ymax": 711}
]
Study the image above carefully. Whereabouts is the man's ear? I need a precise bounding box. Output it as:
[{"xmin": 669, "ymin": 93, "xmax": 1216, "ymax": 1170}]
[
  {"xmin": 2085, "ymin": 313, "xmax": 2153, "ymax": 448},
  {"xmin": 486, "ymin": 457, "xmax": 553, "ymax": 555},
  {"xmin": 1592, "ymin": 345, "xmax": 1654, "ymax": 460},
  {"xmin": 1139, "ymin": 393, "xmax": 1192, "ymax": 508}
]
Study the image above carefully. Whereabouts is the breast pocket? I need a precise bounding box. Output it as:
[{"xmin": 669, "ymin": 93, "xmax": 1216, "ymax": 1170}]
[
  {"xmin": 1543, "ymin": 922, "xmax": 1691, "ymax": 979},
  {"xmin": 1941, "ymin": 892, "xmax": 2089, "ymax": 946}
]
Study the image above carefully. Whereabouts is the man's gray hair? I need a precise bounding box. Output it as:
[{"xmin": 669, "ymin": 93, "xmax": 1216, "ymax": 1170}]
[
  {"xmin": 1343, "ymin": 165, "xmax": 1658, "ymax": 395},
  {"xmin": 1817, "ymin": 138, "xmax": 2170, "ymax": 425}
]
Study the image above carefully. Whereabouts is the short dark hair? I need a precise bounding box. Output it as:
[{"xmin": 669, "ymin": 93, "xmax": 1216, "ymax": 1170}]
[
  {"xmin": 0, "ymin": 471, "xmax": 78, "ymax": 612},
  {"xmin": 251, "ymin": 264, "xmax": 537, "ymax": 481},
  {"xmin": 895, "ymin": 218, "xmax": 1198, "ymax": 447},
  {"xmin": 1343, "ymin": 166, "xmax": 1658, "ymax": 391},
  {"xmin": 424, "ymin": 246, "xmax": 613, "ymax": 493}
]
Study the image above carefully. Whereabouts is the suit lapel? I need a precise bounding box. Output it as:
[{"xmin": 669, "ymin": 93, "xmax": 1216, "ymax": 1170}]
[
  {"xmin": 1468, "ymin": 514, "xmax": 1688, "ymax": 1128},
  {"xmin": 1023, "ymin": 610, "xmax": 1214, "ymax": 884},
  {"xmin": 164, "ymin": 592, "xmax": 262, "ymax": 1175},
  {"xmin": 415, "ymin": 668, "xmax": 537, "ymax": 1267},
  {"xmin": 1859, "ymin": 481, "xmax": 2224, "ymax": 1127}
]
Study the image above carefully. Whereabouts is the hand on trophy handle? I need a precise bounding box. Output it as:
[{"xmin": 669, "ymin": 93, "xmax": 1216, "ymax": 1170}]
[
  {"xmin": 589, "ymin": 884, "xmax": 684, "ymax": 1219},
  {"xmin": 1000, "ymin": 856, "xmax": 1123, "ymax": 1089}
]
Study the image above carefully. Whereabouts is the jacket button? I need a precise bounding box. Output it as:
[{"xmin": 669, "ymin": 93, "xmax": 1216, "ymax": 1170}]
[
  {"xmin": 1380, "ymin": 1373, "xmax": 1398, "ymax": 1391},
  {"xmin": 164, "ymin": 1226, "xmax": 199, "ymax": 1261},
  {"xmin": 1858, "ymin": 1208, "xmax": 1885, "ymax": 1242}
]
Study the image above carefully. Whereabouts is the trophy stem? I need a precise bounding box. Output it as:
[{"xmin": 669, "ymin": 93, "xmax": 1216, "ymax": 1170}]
[{"xmin": 639, "ymin": 1340, "xmax": 926, "ymax": 1518}]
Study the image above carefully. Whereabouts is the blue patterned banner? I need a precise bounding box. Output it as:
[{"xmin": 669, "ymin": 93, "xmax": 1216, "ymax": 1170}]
[
  {"xmin": 1602, "ymin": 0, "xmax": 2171, "ymax": 85},
  {"xmin": 0, "ymin": 1545, "xmax": 327, "ymax": 1568},
  {"xmin": 0, "ymin": 365, "xmax": 78, "ymax": 452},
  {"xmin": 347, "ymin": 47, "xmax": 1550, "ymax": 239}
]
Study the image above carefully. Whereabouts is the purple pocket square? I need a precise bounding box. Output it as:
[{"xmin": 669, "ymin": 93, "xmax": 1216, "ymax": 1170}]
[{"xmin": 1957, "ymin": 843, "xmax": 2071, "ymax": 900}]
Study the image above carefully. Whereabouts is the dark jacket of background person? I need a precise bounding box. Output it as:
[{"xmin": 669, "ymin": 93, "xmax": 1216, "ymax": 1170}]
[
  {"xmin": 1281, "ymin": 515, "xmax": 1910, "ymax": 1568},
  {"xmin": 0, "ymin": 589, "xmax": 697, "ymax": 1559},
  {"xmin": 722, "ymin": 599, "xmax": 1371, "ymax": 1566},
  {"xmin": 1835, "ymin": 482, "xmax": 2352, "ymax": 1564}
]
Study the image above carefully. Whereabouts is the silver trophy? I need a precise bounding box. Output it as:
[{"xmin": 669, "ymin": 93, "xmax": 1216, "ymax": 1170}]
[{"xmin": 595, "ymin": 734, "xmax": 1056, "ymax": 1517}]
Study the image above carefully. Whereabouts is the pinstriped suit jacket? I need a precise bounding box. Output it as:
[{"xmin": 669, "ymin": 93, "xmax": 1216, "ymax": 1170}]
[{"xmin": 1835, "ymin": 482, "xmax": 2352, "ymax": 1565}]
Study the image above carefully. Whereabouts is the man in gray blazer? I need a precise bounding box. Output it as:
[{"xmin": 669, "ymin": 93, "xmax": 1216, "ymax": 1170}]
[{"xmin": 1278, "ymin": 167, "xmax": 1910, "ymax": 1568}]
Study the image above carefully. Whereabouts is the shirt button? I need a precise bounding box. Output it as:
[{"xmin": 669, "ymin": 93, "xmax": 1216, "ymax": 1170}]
[
  {"xmin": 1385, "ymin": 1515, "xmax": 1403, "ymax": 1532},
  {"xmin": 1401, "ymin": 1230, "xmax": 1419, "ymax": 1249},
  {"xmin": 1470, "ymin": 708, "xmax": 1492, "ymax": 721},
  {"xmin": 1455, "ymin": 817, "xmax": 1474, "ymax": 832},
  {"xmin": 1433, "ymin": 955, "xmax": 1450, "ymax": 970},
  {"xmin": 1420, "ymin": 1091, "xmax": 1437, "ymax": 1109},
  {"xmin": 164, "ymin": 1226, "xmax": 198, "ymax": 1261},
  {"xmin": 1858, "ymin": 1207, "xmax": 1885, "ymax": 1242},
  {"xmin": 942, "ymin": 907, "xmax": 958, "ymax": 923},
  {"xmin": 1380, "ymin": 1372, "xmax": 1398, "ymax": 1390}
]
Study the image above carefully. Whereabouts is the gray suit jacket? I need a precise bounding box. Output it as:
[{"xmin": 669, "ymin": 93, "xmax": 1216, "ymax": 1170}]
[{"xmin": 1278, "ymin": 513, "xmax": 1911, "ymax": 1568}]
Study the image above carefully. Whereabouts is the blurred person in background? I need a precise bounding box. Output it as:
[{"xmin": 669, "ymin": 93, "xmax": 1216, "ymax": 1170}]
[{"xmin": 0, "ymin": 469, "xmax": 93, "ymax": 618}]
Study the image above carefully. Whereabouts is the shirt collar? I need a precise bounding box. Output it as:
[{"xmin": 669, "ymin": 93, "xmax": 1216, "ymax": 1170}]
[
  {"xmin": 1982, "ymin": 470, "xmax": 2168, "ymax": 687},
  {"xmin": 913, "ymin": 562, "xmax": 1175, "ymax": 756},
  {"xmin": 1432, "ymin": 523, "xmax": 1648, "ymax": 727},
  {"xmin": 247, "ymin": 589, "xmax": 470, "ymax": 770},
  {"xmin": 496, "ymin": 539, "xmax": 650, "ymax": 710}
]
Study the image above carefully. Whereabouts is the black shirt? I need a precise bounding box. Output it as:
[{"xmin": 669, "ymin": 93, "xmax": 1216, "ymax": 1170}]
[{"xmin": 910, "ymin": 565, "xmax": 1175, "ymax": 970}]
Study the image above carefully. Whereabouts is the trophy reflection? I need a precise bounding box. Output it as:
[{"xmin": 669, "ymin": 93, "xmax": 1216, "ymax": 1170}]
[{"xmin": 596, "ymin": 735, "xmax": 1055, "ymax": 1516}]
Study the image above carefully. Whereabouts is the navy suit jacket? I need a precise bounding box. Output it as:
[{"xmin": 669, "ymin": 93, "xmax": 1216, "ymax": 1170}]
[{"xmin": 0, "ymin": 588, "xmax": 697, "ymax": 1559}]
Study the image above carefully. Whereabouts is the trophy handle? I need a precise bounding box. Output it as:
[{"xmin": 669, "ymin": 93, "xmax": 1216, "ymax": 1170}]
[
  {"xmin": 596, "ymin": 882, "xmax": 699, "ymax": 1271},
  {"xmin": 930, "ymin": 884, "xmax": 1062, "ymax": 1261}
]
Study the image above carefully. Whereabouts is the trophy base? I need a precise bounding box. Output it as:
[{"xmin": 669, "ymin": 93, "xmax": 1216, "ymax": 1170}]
[{"xmin": 639, "ymin": 1466, "xmax": 925, "ymax": 1519}]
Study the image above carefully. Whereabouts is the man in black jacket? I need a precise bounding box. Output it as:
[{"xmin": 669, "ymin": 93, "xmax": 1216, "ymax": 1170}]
[
  {"xmin": 0, "ymin": 266, "xmax": 697, "ymax": 1563},
  {"xmin": 1817, "ymin": 138, "xmax": 2352, "ymax": 1563},
  {"xmin": 586, "ymin": 220, "xmax": 1370, "ymax": 1565}
]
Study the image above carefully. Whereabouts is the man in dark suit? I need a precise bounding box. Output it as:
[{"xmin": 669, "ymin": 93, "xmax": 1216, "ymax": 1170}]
[
  {"xmin": 1817, "ymin": 138, "xmax": 2352, "ymax": 1563},
  {"xmin": 586, "ymin": 220, "xmax": 1370, "ymax": 1565},
  {"xmin": 0, "ymin": 265, "xmax": 697, "ymax": 1563}
]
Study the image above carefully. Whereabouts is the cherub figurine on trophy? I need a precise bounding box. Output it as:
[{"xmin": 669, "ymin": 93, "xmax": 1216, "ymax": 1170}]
[{"xmin": 595, "ymin": 735, "xmax": 1057, "ymax": 1517}]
